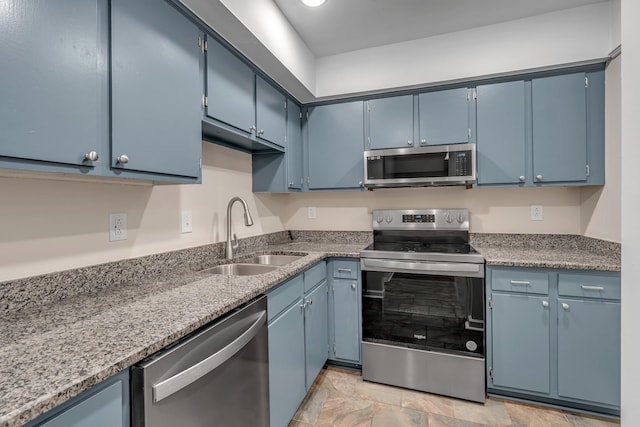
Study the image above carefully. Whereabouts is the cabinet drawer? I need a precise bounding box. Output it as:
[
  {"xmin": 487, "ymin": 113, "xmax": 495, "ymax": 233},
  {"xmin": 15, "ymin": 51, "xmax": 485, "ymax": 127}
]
[
  {"xmin": 267, "ymin": 274, "xmax": 304, "ymax": 322},
  {"xmin": 491, "ymin": 268, "xmax": 549, "ymax": 294},
  {"xmin": 331, "ymin": 260, "xmax": 358, "ymax": 279},
  {"xmin": 304, "ymin": 262, "xmax": 327, "ymax": 292},
  {"xmin": 558, "ymin": 273, "xmax": 621, "ymax": 300}
]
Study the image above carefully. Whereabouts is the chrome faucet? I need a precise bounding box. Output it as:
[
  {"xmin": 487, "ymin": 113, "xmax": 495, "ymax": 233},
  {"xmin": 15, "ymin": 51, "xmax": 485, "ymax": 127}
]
[{"xmin": 226, "ymin": 197, "xmax": 254, "ymax": 259}]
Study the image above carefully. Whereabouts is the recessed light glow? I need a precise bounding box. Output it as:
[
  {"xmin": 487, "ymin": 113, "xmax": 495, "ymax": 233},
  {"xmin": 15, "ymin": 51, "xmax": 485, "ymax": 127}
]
[{"xmin": 302, "ymin": 0, "xmax": 326, "ymax": 7}]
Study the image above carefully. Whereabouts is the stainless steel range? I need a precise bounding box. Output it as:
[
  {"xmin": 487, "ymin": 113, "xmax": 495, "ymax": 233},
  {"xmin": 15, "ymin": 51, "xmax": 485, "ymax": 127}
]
[{"xmin": 360, "ymin": 208, "xmax": 486, "ymax": 403}]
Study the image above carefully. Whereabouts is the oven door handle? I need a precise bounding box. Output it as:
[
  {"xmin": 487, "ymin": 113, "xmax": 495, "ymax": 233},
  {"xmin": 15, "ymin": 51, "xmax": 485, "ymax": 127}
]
[{"xmin": 361, "ymin": 258, "xmax": 484, "ymax": 277}]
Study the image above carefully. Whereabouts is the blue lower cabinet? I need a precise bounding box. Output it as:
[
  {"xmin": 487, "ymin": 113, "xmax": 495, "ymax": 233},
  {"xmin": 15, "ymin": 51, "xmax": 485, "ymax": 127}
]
[
  {"xmin": 268, "ymin": 298, "xmax": 306, "ymax": 427},
  {"xmin": 25, "ymin": 370, "xmax": 129, "ymax": 427},
  {"xmin": 487, "ymin": 266, "xmax": 620, "ymax": 414},
  {"xmin": 267, "ymin": 262, "xmax": 329, "ymax": 427},
  {"xmin": 328, "ymin": 259, "xmax": 362, "ymax": 365}
]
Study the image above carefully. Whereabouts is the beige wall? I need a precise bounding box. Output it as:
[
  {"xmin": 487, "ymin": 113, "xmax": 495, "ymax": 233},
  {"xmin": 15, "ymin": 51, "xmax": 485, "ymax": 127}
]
[
  {"xmin": 0, "ymin": 143, "xmax": 285, "ymax": 282},
  {"xmin": 263, "ymin": 186, "xmax": 583, "ymax": 234},
  {"xmin": 581, "ymin": 56, "xmax": 621, "ymax": 243}
]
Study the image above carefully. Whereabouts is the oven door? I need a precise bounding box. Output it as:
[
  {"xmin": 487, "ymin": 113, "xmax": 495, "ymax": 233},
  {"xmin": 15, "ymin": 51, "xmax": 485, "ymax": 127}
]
[{"xmin": 361, "ymin": 258, "xmax": 485, "ymax": 358}]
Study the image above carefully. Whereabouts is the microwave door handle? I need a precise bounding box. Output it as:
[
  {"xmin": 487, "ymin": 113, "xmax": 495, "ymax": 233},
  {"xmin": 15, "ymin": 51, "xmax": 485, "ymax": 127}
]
[
  {"xmin": 362, "ymin": 258, "xmax": 481, "ymax": 274},
  {"xmin": 152, "ymin": 311, "xmax": 266, "ymax": 403}
]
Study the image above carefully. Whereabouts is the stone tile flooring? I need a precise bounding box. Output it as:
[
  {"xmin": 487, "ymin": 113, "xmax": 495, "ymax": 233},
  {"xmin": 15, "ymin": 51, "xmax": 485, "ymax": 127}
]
[{"xmin": 288, "ymin": 366, "xmax": 619, "ymax": 427}]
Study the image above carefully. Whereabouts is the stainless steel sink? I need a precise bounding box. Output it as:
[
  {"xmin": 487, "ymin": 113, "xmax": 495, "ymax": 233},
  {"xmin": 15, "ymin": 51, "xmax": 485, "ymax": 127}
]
[
  {"xmin": 245, "ymin": 254, "xmax": 304, "ymax": 266},
  {"xmin": 202, "ymin": 263, "xmax": 278, "ymax": 276}
]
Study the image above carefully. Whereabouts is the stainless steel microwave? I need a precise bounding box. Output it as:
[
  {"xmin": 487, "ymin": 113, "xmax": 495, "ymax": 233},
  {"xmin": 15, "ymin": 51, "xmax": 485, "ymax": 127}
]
[{"xmin": 363, "ymin": 143, "xmax": 476, "ymax": 188}]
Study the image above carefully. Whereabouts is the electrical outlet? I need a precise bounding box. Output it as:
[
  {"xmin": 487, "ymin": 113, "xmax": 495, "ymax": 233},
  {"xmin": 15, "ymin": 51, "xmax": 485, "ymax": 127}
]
[
  {"xmin": 530, "ymin": 205, "xmax": 544, "ymax": 221},
  {"xmin": 308, "ymin": 206, "xmax": 317, "ymax": 219},
  {"xmin": 109, "ymin": 213, "xmax": 127, "ymax": 241},
  {"xmin": 181, "ymin": 211, "xmax": 193, "ymax": 233}
]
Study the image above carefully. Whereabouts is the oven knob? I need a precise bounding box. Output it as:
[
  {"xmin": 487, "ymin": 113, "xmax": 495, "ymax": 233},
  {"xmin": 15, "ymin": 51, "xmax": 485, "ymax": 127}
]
[
  {"xmin": 376, "ymin": 214, "xmax": 384, "ymax": 224},
  {"xmin": 457, "ymin": 213, "xmax": 465, "ymax": 224},
  {"xmin": 385, "ymin": 215, "xmax": 393, "ymax": 223},
  {"xmin": 445, "ymin": 213, "xmax": 454, "ymax": 224}
]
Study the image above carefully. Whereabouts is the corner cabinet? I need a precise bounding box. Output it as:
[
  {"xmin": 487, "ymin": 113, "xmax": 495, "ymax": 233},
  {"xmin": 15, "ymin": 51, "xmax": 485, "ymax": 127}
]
[
  {"xmin": 328, "ymin": 259, "xmax": 362, "ymax": 365},
  {"xmin": 110, "ymin": 0, "xmax": 203, "ymax": 180},
  {"xmin": 24, "ymin": 370, "xmax": 129, "ymax": 427},
  {"xmin": 307, "ymin": 101, "xmax": 365, "ymax": 190},
  {"xmin": 486, "ymin": 266, "xmax": 620, "ymax": 415},
  {"xmin": 266, "ymin": 262, "xmax": 329, "ymax": 427},
  {"xmin": 476, "ymin": 69, "xmax": 605, "ymax": 187}
]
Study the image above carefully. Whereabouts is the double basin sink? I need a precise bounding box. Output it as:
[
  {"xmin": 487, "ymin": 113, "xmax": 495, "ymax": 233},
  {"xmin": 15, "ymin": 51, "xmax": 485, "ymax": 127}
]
[{"xmin": 201, "ymin": 254, "xmax": 304, "ymax": 276}]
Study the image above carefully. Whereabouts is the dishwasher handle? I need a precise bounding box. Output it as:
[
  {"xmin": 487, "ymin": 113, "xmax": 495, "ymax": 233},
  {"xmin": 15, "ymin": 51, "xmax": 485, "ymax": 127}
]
[{"xmin": 152, "ymin": 310, "xmax": 267, "ymax": 403}]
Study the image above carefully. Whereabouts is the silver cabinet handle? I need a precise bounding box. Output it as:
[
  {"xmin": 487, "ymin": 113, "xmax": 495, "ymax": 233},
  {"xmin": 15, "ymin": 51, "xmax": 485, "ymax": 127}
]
[
  {"xmin": 581, "ymin": 285, "xmax": 604, "ymax": 291},
  {"xmin": 519, "ymin": 176, "xmax": 525, "ymax": 182},
  {"xmin": 249, "ymin": 125, "xmax": 256, "ymax": 133},
  {"xmin": 510, "ymin": 280, "xmax": 530, "ymax": 286},
  {"xmin": 116, "ymin": 154, "xmax": 129, "ymax": 164},
  {"xmin": 359, "ymin": 181, "xmax": 363, "ymax": 187},
  {"xmin": 84, "ymin": 151, "xmax": 99, "ymax": 161},
  {"xmin": 351, "ymin": 283, "xmax": 356, "ymax": 290},
  {"xmin": 420, "ymin": 138, "xmax": 426, "ymax": 144},
  {"xmin": 561, "ymin": 303, "xmax": 570, "ymax": 310},
  {"xmin": 308, "ymin": 299, "xmax": 313, "ymax": 306},
  {"xmin": 258, "ymin": 129, "xmax": 264, "ymax": 136},
  {"xmin": 337, "ymin": 268, "xmax": 352, "ymax": 273},
  {"xmin": 542, "ymin": 300, "xmax": 549, "ymax": 307},
  {"xmin": 407, "ymin": 140, "xmax": 413, "ymax": 146},
  {"xmin": 152, "ymin": 310, "xmax": 266, "ymax": 403},
  {"xmin": 536, "ymin": 174, "xmax": 543, "ymax": 181}
]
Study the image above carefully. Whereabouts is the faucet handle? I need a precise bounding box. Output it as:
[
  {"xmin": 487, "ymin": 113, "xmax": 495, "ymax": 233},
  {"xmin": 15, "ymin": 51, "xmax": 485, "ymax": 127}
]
[{"xmin": 232, "ymin": 233, "xmax": 239, "ymax": 250}]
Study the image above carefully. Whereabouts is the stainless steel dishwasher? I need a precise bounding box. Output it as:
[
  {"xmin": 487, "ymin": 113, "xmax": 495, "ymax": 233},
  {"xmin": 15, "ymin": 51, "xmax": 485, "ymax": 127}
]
[{"xmin": 131, "ymin": 296, "xmax": 269, "ymax": 427}]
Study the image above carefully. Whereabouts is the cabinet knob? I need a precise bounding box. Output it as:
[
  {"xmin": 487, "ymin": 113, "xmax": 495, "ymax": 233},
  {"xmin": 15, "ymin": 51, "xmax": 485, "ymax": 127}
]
[
  {"xmin": 258, "ymin": 129, "xmax": 264, "ymax": 136},
  {"xmin": 536, "ymin": 174, "xmax": 543, "ymax": 181},
  {"xmin": 84, "ymin": 151, "xmax": 99, "ymax": 161},
  {"xmin": 359, "ymin": 181, "xmax": 363, "ymax": 187},
  {"xmin": 519, "ymin": 176, "xmax": 525, "ymax": 182},
  {"xmin": 407, "ymin": 140, "xmax": 413, "ymax": 146},
  {"xmin": 116, "ymin": 154, "xmax": 129, "ymax": 164},
  {"xmin": 351, "ymin": 283, "xmax": 356, "ymax": 290},
  {"xmin": 561, "ymin": 303, "xmax": 570, "ymax": 310},
  {"xmin": 420, "ymin": 139, "xmax": 427, "ymax": 144},
  {"xmin": 541, "ymin": 300, "xmax": 549, "ymax": 308}
]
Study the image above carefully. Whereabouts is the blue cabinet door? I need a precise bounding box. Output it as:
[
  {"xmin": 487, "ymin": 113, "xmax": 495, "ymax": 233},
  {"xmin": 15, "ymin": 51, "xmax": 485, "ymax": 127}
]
[
  {"xmin": 111, "ymin": 0, "xmax": 202, "ymax": 178},
  {"xmin": 256, "ymin": 76, "xmax": 286, "ymax": 147},
  {"xmin": 307, "ymin": 101, "xmax": 365, "ymax": 190},
  {"xmin": 557, "ymin": 298, "xmax": 620, "ymax": 407},
  {"xmin": 268, "ymin": 301, "xmax": 306, "ymax": 427},
  {"xmin": 491, "ymin": 293, "xmax": 550, "ymax": 394},
  {"xmin": 26, "ymin": 370, "xmax": 129, "ymax": 427},
  {"xmin": 331, "ymin": 277, "xmax": 361, "ymax": 364},
  {"xmin": 304, "ymin": 281, "xmax": 329, "ymax": 389},
  {"xmin": 476, "ymin": 81, "xmax": 527, "ymax": 185},
  {"xmin": 367, "ymin": 95, "xmax": 414, "ymax": 149},
  {"xmin": 287, "ymin": 101, "xmax": 303, "ymax": 190},
  {"xmin": 206, "ymin": 36, "xmax": 255, "ymax": 135},
  {"xmin": 418, "ymin": 88, "xmax": 470, "ymax": 145},
  {"xmin": 532, "ymin": 73, "xmax": 587, "ymax": 183},
  {"xmin": 0, "ymin": 0, "xmax": 101, "ymax": 167}
]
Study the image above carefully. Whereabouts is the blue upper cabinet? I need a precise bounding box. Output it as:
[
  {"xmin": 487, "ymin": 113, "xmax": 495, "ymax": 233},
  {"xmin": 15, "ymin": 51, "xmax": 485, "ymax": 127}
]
[
  {"xmin": 205, "ymin": 36, "xmax": 255, "ymax": 136},
  {"xmin": 110, "ymin": 0, "xmax": 202, "ymax": 179},
  {"xmin": 0, "ymin": 0, "xmax": 102, "ymax": 169},
  {"xmin": 366, "ymin": 95, "xmax": 415, "ymax": 149},
  {"xmin": 307, "ymin": 101, "xmax": 365, "ymax": 190},
  {"xmin": 532, "ymin": 73, "xmax": 587, "ymax": 184},
  {"xmin": 286, "ymin": 101, "xmax": 303, "ymax": 190},
  {"xmin": 256, "ymin": 76, "xmax": 286, "ymax": 148},
  {"xmin": 418, "ymin": 87, "xmax": 472, "ymax": 146},
  {"xmin": 476, "ymin": 81, "xmax": 527, "ymax": 185}
]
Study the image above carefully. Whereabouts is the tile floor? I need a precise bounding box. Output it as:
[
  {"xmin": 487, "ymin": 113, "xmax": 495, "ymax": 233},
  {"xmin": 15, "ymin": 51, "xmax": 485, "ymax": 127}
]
[{"xmin": 288, "ymin": 366, "xmax": 620, "ymax": 427}]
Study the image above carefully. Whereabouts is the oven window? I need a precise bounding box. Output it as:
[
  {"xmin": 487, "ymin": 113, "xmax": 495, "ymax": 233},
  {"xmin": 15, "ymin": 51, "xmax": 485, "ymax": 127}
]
[{"xmin": 362, "ymin": 271, "xmax": 484, "ymax": 358}]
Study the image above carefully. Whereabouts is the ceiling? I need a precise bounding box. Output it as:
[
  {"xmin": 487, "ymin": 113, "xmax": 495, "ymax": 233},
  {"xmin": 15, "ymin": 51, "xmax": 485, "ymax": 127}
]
[{"xmin": 272, "ymin": 0, "xmax": 607, "ymax": 57}]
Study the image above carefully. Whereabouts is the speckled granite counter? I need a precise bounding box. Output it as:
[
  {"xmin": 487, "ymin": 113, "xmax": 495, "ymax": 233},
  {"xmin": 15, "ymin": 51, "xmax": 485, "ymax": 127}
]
[
  {"xmin": 0, "ymin": 234, "xmax": 369, "ymax": 427},
  {"xmin": 471, "ymin": 233, "xmax": 621, "ymax": 271}
]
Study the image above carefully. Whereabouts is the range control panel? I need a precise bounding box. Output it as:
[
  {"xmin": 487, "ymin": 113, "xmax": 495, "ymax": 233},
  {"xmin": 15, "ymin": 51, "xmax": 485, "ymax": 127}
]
[{"xmin": 372, "ymin": 209, "xmax": 469, "ymax": 230}]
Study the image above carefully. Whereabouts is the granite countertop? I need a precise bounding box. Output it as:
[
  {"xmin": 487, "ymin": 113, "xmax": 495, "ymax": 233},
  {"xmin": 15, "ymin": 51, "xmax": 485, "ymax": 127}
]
[
  {"xmin": 0, "ymin": 231, "xmax": 621, "ymax": 426},
  {"xmin": 0, "ymin": 240, "xmax": 366, "ymax": 427}
]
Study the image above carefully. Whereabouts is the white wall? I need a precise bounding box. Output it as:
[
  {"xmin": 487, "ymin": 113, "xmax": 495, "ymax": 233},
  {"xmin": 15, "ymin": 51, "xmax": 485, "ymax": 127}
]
[
  {"xmin": 0, "ymin": 143, "xmax": 285, "ymax": 282},
  {"xmin": 581, "ymin": 56, "xmax": 621, "ymax": 242},
  {"xmin": 315, "ymin": 3, "xmax": 612, "ymax": 98},
  {"xmin": 264, "ymin": 187, "xmax": 582, "ymax": 234},
  {"xmin": 620, "ymin": 0, "xmax": 640, "ymax": 424}
]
